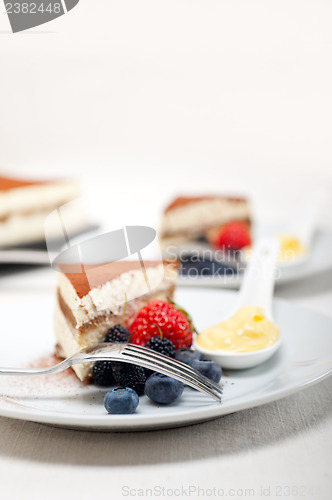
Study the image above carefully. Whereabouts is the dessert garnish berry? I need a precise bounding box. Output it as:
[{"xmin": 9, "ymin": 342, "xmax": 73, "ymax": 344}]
[
  {"xmin": 112, "ymin": 363, "xmax": 147, "ymax": 396},
  {"xmin": 174, "ymin": 348, "xmax": 203, "ymax": 365},
  {"xmin": 130, "ymin": 300, "xmax": 194, "ymax": 349},
  {"xmin": 145, "ymin": 373, "xmax": 184, "ymax": 405},
  {"xmin": 144, "ymin": 331, "xmax": 176, "ymax": 377},
  {"xmin": 212, "ymin": 221, "xmax": 251, "ymax": 251},
  {"xmin": 145, "ymin": 336, "xmax": 176, "ymax": 358},
  {"xmin": 169, "ymin": 299, "xmax": 198, "ymax": 334},
  {"xmin": 105, "ymin": 324, "xmax": 131, "ymax": 343},
  {"xmin": 92, "ymin": 361, "xmax": 115, "ymax": 386},
  {"xmin": 92, "ymin": 324, "xmax": 131, "ymax": 386},
  {"xmin": 104, "ymin": 387, "xmax": 139, "ymax": 414},
  {"xmin": 191, "ymin": 359, "xmax": 222, "ymax": 383}
]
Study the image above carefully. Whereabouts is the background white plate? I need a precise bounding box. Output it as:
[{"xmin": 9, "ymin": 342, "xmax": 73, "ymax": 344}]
[
  {"xmin": 0, "ymin": 287, "xmax": 331, "ymax": 431},
  {"xmin": 179, "ymin": 230, "xmax": 332, "ymax": 289}
]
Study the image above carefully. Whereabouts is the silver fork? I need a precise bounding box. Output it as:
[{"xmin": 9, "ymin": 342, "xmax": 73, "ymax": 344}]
[{"xmin": 0, "ymin": 343, "xmax": 222, "ymax": 402}]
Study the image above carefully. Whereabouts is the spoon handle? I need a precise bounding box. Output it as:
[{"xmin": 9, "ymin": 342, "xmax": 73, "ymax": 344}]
[{"xmin": 236, "ymin": 238, "xmax": 280, "ymax": 319}]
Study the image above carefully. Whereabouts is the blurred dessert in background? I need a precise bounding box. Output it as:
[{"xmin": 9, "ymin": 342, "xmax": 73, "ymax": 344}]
[
  {"xmin": 160, "ymin": 195, "xmax": 252, "ymax": 277},
  {"xmin": 160, "ymin": 195, "xmax": 251, "ymax": 251},
  {"xmin": 0, "ymin": 174, "xmax": 83, "ymax": 247}
]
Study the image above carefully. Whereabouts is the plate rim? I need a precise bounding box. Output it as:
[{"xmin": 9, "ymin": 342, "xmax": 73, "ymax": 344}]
[
  {"xmin": 0, "ymin": 366, "xmax": 331, "ymax": 431},
  {"xmin": 1, "ymin": 291, "xmax": 332, "ymax": 431}
]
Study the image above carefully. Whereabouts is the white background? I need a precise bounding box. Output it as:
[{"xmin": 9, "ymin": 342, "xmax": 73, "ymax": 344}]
[
  {"xmin": 0, "ymin": 2, "xmax": 331, "ymax": 500},
  {"xmin": 0, "ymin": 0, "xmax": 331, "ymax": 230}
]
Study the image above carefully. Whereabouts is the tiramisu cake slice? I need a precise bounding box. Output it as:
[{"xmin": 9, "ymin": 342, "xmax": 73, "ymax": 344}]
[
  {"xmin": 0, "ymin": 174, "xmax": 82, "ymax": 246},
  {"xmin": 160, "ymin": 195, "xmax": 251, "ymax": 252},
  {"xmin": 54, "ymin": 260, "xmax": 178, "ymax": 381}
]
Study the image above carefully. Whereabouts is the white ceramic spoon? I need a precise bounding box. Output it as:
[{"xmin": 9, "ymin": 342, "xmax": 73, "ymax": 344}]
[{"xmin": 194, "ymin": 237, "xmax": 281, "ymax": 369}]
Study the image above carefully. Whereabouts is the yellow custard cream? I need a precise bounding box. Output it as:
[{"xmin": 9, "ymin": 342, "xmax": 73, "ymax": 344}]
[
  {"xmin": 278, "ymin": 235, "xmax": 307, "ymax": 261},
  {"xmin": 197, "ymin": 306, "xmax": 280, "ymax": 353}
]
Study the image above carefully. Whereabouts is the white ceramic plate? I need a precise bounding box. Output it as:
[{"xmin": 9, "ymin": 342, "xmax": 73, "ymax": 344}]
[
  {"xmin": 178, "ymin": 230, "xmax": 332, "ymax": 289},
  {"xmin": 0, "ymin": 287, "xmax": 331, "ymax": 431}
]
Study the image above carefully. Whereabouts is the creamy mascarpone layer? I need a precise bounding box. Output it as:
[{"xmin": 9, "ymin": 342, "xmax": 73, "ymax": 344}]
[
  {"xmin": 58, "ymin": 263, "xmax": 176, "ymax": 327},
  {"xmin": 161, "ymin": 198, "xmax": 250, "ymax": 236},
  {"xmin": 0, "ymin": 200, "xmax": 86, "ymax": 246},
  {"xmin": 0, "ymin": 179, "xmax": 81, "ymax": 218},
  {"xmin": 54, "ymin": 300, "xmax": 96, "ymax": 381}
]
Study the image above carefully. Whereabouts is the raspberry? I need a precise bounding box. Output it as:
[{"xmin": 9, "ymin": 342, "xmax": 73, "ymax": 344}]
[
  {"xmin": 212, "ymin": 221, "xmax": 251, "ymax": 251},
  {"xmin": 130, "ymin": 300, "xmax": 193, "ymax": 349}
]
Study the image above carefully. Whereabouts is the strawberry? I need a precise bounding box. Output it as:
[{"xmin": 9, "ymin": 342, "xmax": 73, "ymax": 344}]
[
  {"xmin": 212, "ymin": 221, "xmax": 251, "ymax": 250},
  {"xmin": 130, "ymin": 300, "xmax": 193, "ymax": 349}
]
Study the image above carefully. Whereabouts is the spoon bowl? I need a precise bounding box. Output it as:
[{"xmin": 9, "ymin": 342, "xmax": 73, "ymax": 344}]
[
  {"xmin": 193, "ymin": 334, "xmax": 281, "ymax": 370},
  {"xmin": 195, "ymin": 237, "xmax": 282, "ymax": 369}
]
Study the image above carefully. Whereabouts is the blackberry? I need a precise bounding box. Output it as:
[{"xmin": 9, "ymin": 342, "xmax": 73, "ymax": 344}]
[
  {"xmin": 145, "ymin": 337, "xmax": 175, "ymax": 358},
  {"xmin": 92, "ymin": 361, "xmax": 115, "ymax": 386},
  {"xmin": 112, "ymin": 363, "xmax": 147, "ymax": 396},
  {"xmin": 92, "ymin": 325, "xmax": 130, "ymax": 387},
  {"xmin": 105, "ymin": 324, "xmax": 130, "ymax": 343},
  {"xmin": 144, "ymin": 337, "xmax": 176, "ymax": 377}
]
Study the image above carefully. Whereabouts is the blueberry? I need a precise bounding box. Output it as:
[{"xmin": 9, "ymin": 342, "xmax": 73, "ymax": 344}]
[
  {"xmin": 145, "ymin": 373, "xmax": 184, "ymax": 405},
  {"xmin": 104, "ymin": 387, "xmax": 139, "ymax": 414},
  {"xmin": 174, "ymin": 348, "xmax": 203, "ymax": 365},
  {"xmin": 191, "ymin": 359, "xmax": 222, "ymax": 383}
]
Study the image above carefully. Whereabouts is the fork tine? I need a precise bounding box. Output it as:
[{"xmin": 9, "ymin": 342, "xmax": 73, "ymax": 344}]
[
  {"xmin": 122, "ymin": 350, "xmax": 222, "ymax": 401},
  {"xmin": 122, "ymin": 345, "xmax": 222, "ymax": 401},
  {"xmin": 71, "ymin": 343, "xmax": 221, "ymax": 399},
  {"xmin": 123, "ymin": 350, "xmax": 222, "ymax": 401},
  {"xmin": 125, "ymin": 344, "xmax": 223, "ymax": 395},
  {"xmin": 125, "ymin": 344, "xmax": 222, "ymax": 393},
  {"xmin": 78, "ymin": 343, "xmax": 221, "ymax": 397}
]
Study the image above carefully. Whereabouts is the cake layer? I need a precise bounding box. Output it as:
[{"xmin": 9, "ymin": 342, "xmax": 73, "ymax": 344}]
[
  {"xmin": 161, "ymin": 197, "xmax": 250, "ymax": 238},
  {"xmin": 164, "ymin": 195, "xmax": 246, "ymax": 213},
  {"xmin": 54, "ymin": 264, "xmax": 177, "ymax": 381},
  {"xmin": 57, "ymin": 261, "xmax": 177, "ymax": 328}
]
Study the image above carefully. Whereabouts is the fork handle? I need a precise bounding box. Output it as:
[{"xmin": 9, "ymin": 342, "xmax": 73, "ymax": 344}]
[{"xmin": 0, "ymin": 360, "xmax": 70, "ymax": 376}]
